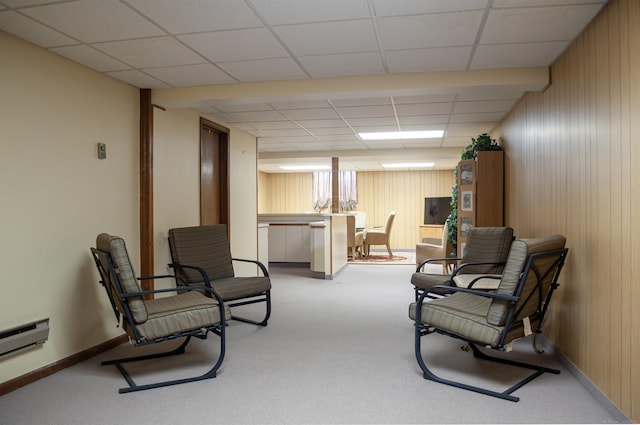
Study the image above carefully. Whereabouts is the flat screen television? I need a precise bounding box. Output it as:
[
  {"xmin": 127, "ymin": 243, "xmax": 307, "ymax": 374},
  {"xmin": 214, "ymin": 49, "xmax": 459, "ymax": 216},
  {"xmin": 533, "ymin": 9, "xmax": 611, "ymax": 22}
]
[{"xmin": 424, "ymin": 196, "xmax": 452, "ymax": 225}]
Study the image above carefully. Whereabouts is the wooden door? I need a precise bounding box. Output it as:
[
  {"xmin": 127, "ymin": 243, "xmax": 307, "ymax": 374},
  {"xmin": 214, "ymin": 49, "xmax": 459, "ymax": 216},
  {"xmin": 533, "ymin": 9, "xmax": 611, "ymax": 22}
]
[{"xmin": 200, "ymin": 119, "xmax": 229, "ymax": 226}]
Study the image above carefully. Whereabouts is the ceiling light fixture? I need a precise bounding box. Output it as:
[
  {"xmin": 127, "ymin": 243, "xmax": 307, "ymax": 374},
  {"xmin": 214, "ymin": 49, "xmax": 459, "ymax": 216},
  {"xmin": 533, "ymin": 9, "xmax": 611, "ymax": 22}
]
[
  {"xmin": 382, "ymin": 162, "xmax": 435, "ymax": 169},
  {"xmin": 358, "ymin": 130, "xmax": 444, "ymax": 140},
  {"xmin": 280, "ymin": 165, "xmax": 331, "ymax": 171}
]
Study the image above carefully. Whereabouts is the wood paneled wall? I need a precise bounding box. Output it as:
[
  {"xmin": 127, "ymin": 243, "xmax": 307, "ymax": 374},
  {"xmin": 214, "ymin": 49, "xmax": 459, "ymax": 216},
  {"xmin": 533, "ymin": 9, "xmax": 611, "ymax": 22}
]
[
  {"xmin": 258, "ymin": 170, "xmax": 455, "ymax": 250},
  {"xmin": 494, "ymin": 0, "xmax": 638, "ymax": 419}
]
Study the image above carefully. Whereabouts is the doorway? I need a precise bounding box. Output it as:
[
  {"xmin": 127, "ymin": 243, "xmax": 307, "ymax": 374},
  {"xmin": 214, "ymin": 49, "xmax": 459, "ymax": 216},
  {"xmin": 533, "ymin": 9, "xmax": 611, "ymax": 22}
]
[{"xmin": 200, "ymin": 118, "xmax": 229, "ymax": 227}]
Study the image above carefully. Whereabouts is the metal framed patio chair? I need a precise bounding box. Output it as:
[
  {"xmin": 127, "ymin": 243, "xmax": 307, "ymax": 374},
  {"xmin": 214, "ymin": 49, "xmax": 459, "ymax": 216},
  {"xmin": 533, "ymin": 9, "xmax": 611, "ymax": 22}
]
[
  {"xmin": 411, "ymin": 226, "xmax": 514, "ymax": 300},
  {"xmin": 90, "ymin": 233, "xmax": 230, "ymax": 393},
  {"xmin": 409, "ymin": 234, "xmax": 568, "ymax": 402},
  {"xmin": 168, "ymin": 224, "xmax": 272, "ymax": 326}
]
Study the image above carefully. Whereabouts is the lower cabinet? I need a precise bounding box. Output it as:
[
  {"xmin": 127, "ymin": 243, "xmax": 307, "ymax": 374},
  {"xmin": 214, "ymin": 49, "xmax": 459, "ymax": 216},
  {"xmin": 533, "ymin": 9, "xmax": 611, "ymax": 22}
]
[{"xmin": 268, "ymin": 224, "xmax": 310, "ymax": 263}]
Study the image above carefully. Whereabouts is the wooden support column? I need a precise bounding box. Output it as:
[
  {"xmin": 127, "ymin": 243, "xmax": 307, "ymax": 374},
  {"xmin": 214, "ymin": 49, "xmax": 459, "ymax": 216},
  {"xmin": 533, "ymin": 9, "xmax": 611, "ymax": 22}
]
[
  {"xmin": 331, "ymin": 157, "xmax": 339, "ymax": 213},
  {"xmin": 139, "ymin": 89, "xmax": 154, "ymax": 293}
]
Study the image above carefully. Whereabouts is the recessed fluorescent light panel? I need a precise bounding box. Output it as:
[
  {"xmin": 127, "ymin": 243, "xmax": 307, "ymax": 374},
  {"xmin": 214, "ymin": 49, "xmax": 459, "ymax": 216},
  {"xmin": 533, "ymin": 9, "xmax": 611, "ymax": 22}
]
[
  {"xmin": 280, "ymin": 165, "xmax": 331, "ymax": 171},
  {"xmin": 382, "ymin": 162, "xmax": 435, "ymax": 169},
  {"xmin": 358, "ymin": 130, "xmax": 444, "ymax": 140}
]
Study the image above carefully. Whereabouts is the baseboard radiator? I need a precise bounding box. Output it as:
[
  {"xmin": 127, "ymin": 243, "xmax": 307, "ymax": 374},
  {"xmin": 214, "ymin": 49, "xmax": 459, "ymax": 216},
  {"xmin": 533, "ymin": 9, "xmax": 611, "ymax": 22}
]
[{"xmin": 0, "ymin": 319, "xmax": 50, "ymax": 358}]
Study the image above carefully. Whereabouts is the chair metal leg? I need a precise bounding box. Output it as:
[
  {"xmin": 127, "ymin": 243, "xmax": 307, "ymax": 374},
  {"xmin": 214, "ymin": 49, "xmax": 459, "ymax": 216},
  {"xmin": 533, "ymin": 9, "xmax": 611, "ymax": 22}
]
[
  {"xmin": 102, "ymin": 329, "xmax": 226, "ymax": 394},
  {"xmin": 414, "ymin": 324, "xmax": 559, "ymax": 402},
  {"xmin": 228, "ymin": 292, "xmax": 271, "ymax": 326}
]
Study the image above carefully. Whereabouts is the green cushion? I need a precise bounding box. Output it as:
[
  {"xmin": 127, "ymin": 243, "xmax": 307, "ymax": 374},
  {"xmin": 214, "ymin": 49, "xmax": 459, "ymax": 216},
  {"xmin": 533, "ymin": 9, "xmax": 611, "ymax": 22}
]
[
  {"xmin": 136, "ymin": 291, "xmax": 231, "ymax": 341},
  {"xmin": 410, "ymin": 272, "xmax": 451, "ymax": 290},
  {"xmin": 96, "ymin": 233, "xmax": 147, "ymax": 324}
]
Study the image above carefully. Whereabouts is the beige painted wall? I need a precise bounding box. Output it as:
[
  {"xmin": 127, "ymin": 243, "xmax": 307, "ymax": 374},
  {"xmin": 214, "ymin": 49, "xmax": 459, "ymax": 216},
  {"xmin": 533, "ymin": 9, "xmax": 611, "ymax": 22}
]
[
  {"xmin": 0, "ymin": 31, "xmax": 260, "ymax": 385},
  {"xmin": 495, "ymin": 0, "xmax": 639, "ymax": 419},
  {"xmin": 0, "ymin": 32, "xmax": 139, "ymax": 382},
  {"xmin": 153, "ymin": 110, "xmax": 259, "ymax": 278},
  {"xmin": 258, "ymin": 170, "xmax": 455, "ymax": 250}
]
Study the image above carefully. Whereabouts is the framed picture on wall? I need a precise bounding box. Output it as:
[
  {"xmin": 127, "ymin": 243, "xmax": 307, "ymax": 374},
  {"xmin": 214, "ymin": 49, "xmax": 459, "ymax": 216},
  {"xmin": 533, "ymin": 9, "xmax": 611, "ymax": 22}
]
[
  {"xmin": 460, "ymin": 163, "xmax": 473, "ymax": 185},
  {"xmin": 460, "ymin": 216, "xmax": 473, "ymax": 238},
  {"xmin": 461, "ymin": 190, "xmax": 473, "ymax": 211}
]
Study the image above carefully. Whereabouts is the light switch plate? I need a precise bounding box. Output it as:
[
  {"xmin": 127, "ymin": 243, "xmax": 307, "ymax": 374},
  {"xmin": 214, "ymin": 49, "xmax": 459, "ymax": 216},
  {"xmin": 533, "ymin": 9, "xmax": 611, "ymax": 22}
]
[{"xmin": 97, "ymin": 143, "xmax": 106, "ymax": 159}]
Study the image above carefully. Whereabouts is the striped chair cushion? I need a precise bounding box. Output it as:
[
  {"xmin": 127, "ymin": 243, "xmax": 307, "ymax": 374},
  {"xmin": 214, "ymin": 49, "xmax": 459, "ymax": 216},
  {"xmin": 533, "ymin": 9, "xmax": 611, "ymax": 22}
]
[
  {"xmin": 459, "ymin": 227, "xmax": 514, "ymax": 274},
  {"xmin": 487, "ymin": 235, "xmax": 566, "ymax": 326},
  {"xmin": 96, "ymin": 233, "xmax": 147, "ymax": 324},
  {"xmin": 409, "ymin": 293, "xmax": 503, "ymax": 346},
  {"xmin": 136, "ymin": 291, "xmax": 231, "ymax": 341},
  {"xmin": 212, "ymin": 276, "xmax": 272, "ymax": 302},
  {"xmin": 169, "ymin": 225, "xmax": 234, "ymax": 282}
]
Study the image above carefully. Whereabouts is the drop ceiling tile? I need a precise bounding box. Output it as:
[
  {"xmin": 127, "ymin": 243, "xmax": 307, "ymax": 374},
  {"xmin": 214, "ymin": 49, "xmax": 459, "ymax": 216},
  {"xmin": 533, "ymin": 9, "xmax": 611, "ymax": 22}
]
[
  {"xmin": 279, "ymin": 108, "xmax": 340, "ymax": 120},
  {"xmin": 105, "ymin": 69, "xmax": 170, "ymax": 88},
  {"xmin": 386, "ymin": 46, "xmax": 471, "ymax": 73},
  {"xmin": 309, "ymin": 127, "xmax": 354, "ymax": 136},
  {"xmin": 261, "ymin": 128, "xmax": 310, "ymax": 137},
  {"xmin": 471, "ymin": 41, "xmax": 568, "ymax": 68},
  {"xmin": 0, "ymin": 11, "xmax": 76, "ymax": 47},
  {"xmin": 396, "ymin": 102, "xmax": 453, "ymax": 116},
  {"xmin": 372, "ymin": 0, "xmax": 488, "ymax": 16},
  {"xmin": 224, "ymin": 110, "xmax": 287, "ymax": 122},
  {"xmin": 179, "ymin": 28, "xmax": 288, "ymax": 62},
  {"xmin": 336, "ymin": 105, "xmax": 395, "ymax": 118},
  {"xmin": 248, "ymin": 121, "xmax": 301, "ymax": 130},
  {"xmin": 299, "ymin": 52, "xmax": 385, "ymax": 78},
  {"xmin": 21, "ymin": 0, "xmax": 165, "ymax": 43},
  {"xmin": 95, "ymin": 37, "xmax": 206, "ymax": 68},
  {"xmin": 266, "ymin": 135, "xmax": 319, "ymax": 143},
  {"xmin": 443, "ymin": 136, "xmax": 474, "ymax": 147},
  {"xmin": 481, "ymin": 4, "xmax": 605, "ymax": 44},
  {"xmin": 125, "ymin": 0, "xmax": 262, "ymax": 33},
  {"xmin": 249, "ymin": 0, "xmax": 370, "ymax": 25},
  {"xmin": 273, "ymin": 19, "xmax": 378, "ymax": 56},
  {"xmin": 296, "ymin": 119, "xmax": 348, "ymax": 128},
  {"xmin": 50, "ymin": 44, "xmax": 129, "ymax": 72},
  {"xmin": 144, "ymin": 64, "xmax": 236, "ymax": 86},
  {"xmin": 345, "ymin": 117, "xmax": 397, "ymax": 127},
  {"xmin": 218, "ymin": 58, "xmax": 308, "ymax": 82},
  {"xmin": 377, "ymin": 11, "xmax": 483, "ymax": 50},
  {"xmin": 352, "ymin": 125, "xmax": 398, "ymax": 133},
  {"xmin": 450, "ymin": 112, "xmax": 505, "ymax": 123},
  {"xmin": 398, "ymin": 117, "xmax": 448, "ymax": 126}
]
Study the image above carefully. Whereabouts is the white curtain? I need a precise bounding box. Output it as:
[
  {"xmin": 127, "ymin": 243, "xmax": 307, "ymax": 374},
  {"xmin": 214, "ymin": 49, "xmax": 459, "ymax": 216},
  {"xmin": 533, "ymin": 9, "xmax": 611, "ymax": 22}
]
[
  {"xmin": 312, "ymin": 171, "xmax": 357, "ymax": 212},
  {"xmin": 312, "ymin": 171, "xmax": 332, "ymax": 212},
  {"xmin": 339, "ymin": 170, "xmax": 357, "ymax": 211}
]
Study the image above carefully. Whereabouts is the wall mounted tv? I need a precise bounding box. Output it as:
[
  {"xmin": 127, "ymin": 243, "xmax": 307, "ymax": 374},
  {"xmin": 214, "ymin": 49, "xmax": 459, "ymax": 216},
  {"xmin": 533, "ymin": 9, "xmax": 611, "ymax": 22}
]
[{"xmin": 424, "ymin": 197, "xmax": 452, "ymax": 225}]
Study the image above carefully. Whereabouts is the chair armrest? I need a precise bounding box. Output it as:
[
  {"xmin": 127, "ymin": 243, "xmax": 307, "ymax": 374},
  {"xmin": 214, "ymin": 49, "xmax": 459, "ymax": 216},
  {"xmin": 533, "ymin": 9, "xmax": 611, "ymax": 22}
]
[
  {"xmin": 451, "ymin": 261, "xmax": 506, "ymax": 276},
  {"xmin": 167, "ymin": 263, "xmax": 213, "ymax": 287},
  {"xmin": 231, "ymin": 258, "xmax": 269, "ymax": 277},
  {"xmin": 421, "ymin": 284, "xmax": 517, "ymax": 303},
  {"xmin": 125, "ymin": 277, "xmax": 225, "ymax": 305},
  {"xmin": 416, "ymin": 257, "xmax": 460, "ymax": 272}
]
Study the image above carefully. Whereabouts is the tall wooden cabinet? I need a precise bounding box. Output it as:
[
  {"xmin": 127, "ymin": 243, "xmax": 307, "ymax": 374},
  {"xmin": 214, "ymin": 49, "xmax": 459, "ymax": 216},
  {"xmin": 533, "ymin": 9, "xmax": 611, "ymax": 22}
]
[{"xmin": 457, "ymin": 151, "xmax": 504, "ymax": 255}]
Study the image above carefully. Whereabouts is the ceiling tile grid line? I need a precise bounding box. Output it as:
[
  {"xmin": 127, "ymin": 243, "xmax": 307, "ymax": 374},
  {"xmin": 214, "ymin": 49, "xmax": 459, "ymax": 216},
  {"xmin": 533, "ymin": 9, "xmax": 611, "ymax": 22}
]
[{"xmin": 0, "ymin": 0, "xmax": 608, "ymax": 171}]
